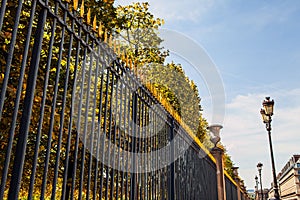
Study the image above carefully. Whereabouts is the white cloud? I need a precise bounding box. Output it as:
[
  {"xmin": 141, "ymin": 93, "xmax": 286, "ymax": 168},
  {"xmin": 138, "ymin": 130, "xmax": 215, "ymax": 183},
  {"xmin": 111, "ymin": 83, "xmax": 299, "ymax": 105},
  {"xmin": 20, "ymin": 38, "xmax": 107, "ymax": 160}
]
[{"xmin": 222, "ymin": 89, "xmax": 300, "ymax": 189}]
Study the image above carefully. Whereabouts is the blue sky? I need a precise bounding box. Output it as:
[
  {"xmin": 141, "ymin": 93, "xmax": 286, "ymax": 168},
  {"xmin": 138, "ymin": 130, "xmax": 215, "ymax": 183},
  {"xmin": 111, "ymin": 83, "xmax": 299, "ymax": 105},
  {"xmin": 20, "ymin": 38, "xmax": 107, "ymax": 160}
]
[{"xmin": 114, "ymin": 0, "xmax": 300, "ymax": 190}]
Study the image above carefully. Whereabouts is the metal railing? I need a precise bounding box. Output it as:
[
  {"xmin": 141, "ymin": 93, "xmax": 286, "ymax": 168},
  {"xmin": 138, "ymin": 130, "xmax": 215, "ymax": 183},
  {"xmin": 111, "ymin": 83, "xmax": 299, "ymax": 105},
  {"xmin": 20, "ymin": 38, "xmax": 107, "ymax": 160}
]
[
  {"xmin": 225, "ymin": 175, "xmax": 238, "ymax": 200},
  {"xmin": 0, "ymin": 0, "xmax": 248, "ymax": 199}
]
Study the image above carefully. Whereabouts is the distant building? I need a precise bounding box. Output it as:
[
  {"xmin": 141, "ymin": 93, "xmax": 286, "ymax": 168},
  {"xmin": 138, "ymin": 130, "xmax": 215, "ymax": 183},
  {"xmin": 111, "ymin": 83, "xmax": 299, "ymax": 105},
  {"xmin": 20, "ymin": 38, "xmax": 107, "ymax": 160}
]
[
  {"xmin": 255, "ymin": 188, "xmax": 269, "ymax": 200},
  {"xmin": 269, "ymin": 155, "xmax": 300, "ymax": 199},
  {"xmin": 247, "ymin": 189, "xmax": 255, "ymax": 200}
]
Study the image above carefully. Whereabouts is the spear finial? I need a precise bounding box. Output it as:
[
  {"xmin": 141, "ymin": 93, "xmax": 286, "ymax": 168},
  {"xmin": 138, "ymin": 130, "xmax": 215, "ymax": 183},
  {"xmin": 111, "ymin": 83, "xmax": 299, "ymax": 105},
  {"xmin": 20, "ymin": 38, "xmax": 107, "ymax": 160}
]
[
  {"xmin": 87, "ymin": 8, "xmax": 91, "ymax": 25},
  {"xmin": 113, "ymin": 39, "xmax": 116, "ymax": 52},
  {"xmin": 109, "ymin": 34, "xmax": 112, "ymax": 47},
  {"xmin": 73, "ymin": 0, "xmax": 78, "ymax": 10},
  {"xmin": 80, "ymin": 0, "xmax": 84, "ymax": 18},
  {"xmin": 130, "ymin": 58, "xmax": 133, "ymax": 70},
  {"xmin": 104, "ymin": 29, "xmax": 107, "ymax": 43},
  {"xmin": 98, "ymin": 22, "xmax": 102, "ymax": 38},
  {"xmin": 125, "ymin": 54, "xmax": 129, "ymax": 67},
  {"xmin": 93, "ymin": 16, "xmax": 97, "ymax": 31}
]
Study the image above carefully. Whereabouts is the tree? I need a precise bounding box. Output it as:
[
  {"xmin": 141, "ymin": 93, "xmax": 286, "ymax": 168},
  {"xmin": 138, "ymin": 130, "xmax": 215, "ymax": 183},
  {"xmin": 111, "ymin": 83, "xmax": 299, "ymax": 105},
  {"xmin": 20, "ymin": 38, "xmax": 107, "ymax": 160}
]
[
  {"xmin": 224, "ymin": 151, "xmax": 235, "ymax": 179},
  {"xmin": 114, "ymin": 2, "xmax": 168, "ymax": 66}
]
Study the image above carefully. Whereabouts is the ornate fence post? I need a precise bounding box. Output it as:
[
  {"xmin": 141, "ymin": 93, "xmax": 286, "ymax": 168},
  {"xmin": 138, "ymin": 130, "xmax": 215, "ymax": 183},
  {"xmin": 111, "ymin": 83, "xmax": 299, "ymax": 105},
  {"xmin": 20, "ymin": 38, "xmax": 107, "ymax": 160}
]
[
  {"xmin": 232, "ymin": 166, "xmax": 242, "ymax": 200},
  {"xmin": 212, "ymin": 146, "xmax": 226, "ymax": 200}
]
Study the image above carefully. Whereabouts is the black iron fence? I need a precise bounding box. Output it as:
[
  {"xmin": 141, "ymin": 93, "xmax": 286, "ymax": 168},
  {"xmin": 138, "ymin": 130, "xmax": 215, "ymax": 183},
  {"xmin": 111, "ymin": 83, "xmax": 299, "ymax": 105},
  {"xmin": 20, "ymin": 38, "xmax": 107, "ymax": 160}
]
[
  {"xmin": 225, "ymin": 175, "xmax": 238, "ymax": 200},
  {"xmin": 0, "ymin": 0, "xmax": 250, "ymax": 199}
]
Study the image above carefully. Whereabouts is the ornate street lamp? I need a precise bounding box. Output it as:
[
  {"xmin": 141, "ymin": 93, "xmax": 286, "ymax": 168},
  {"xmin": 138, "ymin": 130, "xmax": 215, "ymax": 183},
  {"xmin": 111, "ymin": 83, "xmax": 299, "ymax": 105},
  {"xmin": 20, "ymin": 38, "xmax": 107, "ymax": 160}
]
[
  {"xmin": 257, "ymin": 163, "xmax": 263, "ymax": 200},
  {"xmin": 255, "ymin": 175, "xmax": 259, "ymax": 199},
  {"xmin": 260, "ymin": 97, "xmax": 280, "ymax": 199}
]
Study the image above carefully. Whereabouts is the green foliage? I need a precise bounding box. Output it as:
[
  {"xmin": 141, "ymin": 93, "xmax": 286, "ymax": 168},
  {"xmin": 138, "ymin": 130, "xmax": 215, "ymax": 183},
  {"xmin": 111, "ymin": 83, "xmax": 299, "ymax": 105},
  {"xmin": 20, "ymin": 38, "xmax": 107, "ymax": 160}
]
[
  {"xmin": 85, "ymin": 0, "xmax": 117, "ymax": 31},
  {"xmin": 224, "ymin": 151, "xmax": 235, "ymax": 179},
  {"xmin": 115, "ymin": 2, "xmax": 169, "ymax": 64},
  {"xmin": 141, "ymin": 62, "xmax": 208, "ymax": 137}
]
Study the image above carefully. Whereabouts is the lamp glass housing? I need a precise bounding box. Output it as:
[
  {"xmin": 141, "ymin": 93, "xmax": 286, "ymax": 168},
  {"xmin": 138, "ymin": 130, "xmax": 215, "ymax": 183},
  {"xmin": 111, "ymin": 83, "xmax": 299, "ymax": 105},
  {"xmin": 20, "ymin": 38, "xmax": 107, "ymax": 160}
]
[
  {"xmin": 262, "ymin": 97, "xmax": 274, "ymax": 116},
  {"xmin": 257, "ymin": 163, "xmax": 263, "ymax": 171},
  {"xmin": 260, "ymin": 109, "xmax": 269, "ymax": 123}
]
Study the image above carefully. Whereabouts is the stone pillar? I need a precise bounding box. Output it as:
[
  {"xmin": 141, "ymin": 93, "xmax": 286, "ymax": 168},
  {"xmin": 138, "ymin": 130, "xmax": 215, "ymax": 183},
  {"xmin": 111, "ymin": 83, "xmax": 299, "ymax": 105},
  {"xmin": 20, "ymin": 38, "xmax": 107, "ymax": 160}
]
[
  {"xmin": 232, "ymin": 167, "xmax": 241, "ymax": 200},
  {"xmin": 212, "ymin": 146, "xmax": 226, "ymax": 200}
]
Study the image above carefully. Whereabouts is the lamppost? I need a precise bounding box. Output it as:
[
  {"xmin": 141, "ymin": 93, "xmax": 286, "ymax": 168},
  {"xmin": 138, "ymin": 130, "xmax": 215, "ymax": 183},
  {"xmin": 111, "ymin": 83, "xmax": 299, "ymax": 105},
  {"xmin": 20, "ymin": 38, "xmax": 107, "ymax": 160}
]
[
  {"xmin": 260, "ymin": 97, "xmax": 280, "ymax": 199},
  {"xmin": 255, "ymin": 175, "xmax": 259, "ymax": 200},
  {"xmin": 208, "ymin": 124, "xmax": 225, "ymax": 200},
  {"xmin": 257, "ymin": 163, "xmax": 263, "ymax": 200}
]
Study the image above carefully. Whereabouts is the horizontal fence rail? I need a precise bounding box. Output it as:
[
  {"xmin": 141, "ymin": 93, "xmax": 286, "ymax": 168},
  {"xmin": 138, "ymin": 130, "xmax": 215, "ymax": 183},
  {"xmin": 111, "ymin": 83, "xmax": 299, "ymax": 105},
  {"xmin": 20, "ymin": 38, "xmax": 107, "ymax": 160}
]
[{"xmin": 0, "ymin": 0, "xmax": 250, "ymax": 199}]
